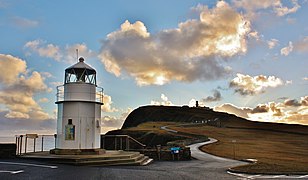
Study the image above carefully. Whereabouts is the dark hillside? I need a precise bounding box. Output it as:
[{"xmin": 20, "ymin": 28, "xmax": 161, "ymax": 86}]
[
  {"xmin": 122, "ymin": 105, "xmax": 308, "ymax": 135},
  {"xmin": 122, "ymin": 105, "xmax": 238, "ymax": 128}
]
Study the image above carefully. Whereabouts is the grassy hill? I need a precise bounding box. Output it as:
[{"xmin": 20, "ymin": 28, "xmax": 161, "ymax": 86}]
[
  {"xmin": 113, "ymin": 105, "xmax": 308, "ymax": 174},
  {"xmin": 122, "ymin": 105, "xmax": 308, "ymax": 135}
]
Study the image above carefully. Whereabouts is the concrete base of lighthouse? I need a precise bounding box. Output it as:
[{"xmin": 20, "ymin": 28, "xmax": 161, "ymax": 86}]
[
  {"xmin": 19, "ymin": 150, "xmax": 153, "ymax": 166},
  {"xmin": 50, "ymin": 148, "xmax": 106, "ymax": 155}
]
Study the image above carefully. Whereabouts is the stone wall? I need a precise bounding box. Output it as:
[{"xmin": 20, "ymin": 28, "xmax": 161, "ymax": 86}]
[
  {"xmin": 0, "ymin": 144, "xmax": 16, "ymax": 158},
  {"xmin": 135, "ymin": 147, "xmax": 191, "ymax": 161}
]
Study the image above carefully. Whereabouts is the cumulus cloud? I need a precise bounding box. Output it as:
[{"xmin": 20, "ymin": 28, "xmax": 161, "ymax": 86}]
[
  {"xmin": 24, "ymin": 40, "xmax": 62, "ymax": 61},
  {"xmin": 99, "ymin": 1, "xmax": 251, "ymax": 86},
  {"xmin": 215, "ymin": 96, "xmax": 308, "ymax": 125},
  {"xmin": 10, "ymin": 16, "xmax": 39, "ymax": 28},
  {"xmin": 24, "ymin": 40, "xmax": 95, "ymax": 63},
  {"xmin": 267, "ymin": 39, "xmax": 279, "ymax": 49},
  {"xmin": 151, "ymin": 94, "xmax": 174, "ymax": 106},
  {"xmin": 201, "ymin": 90, "xmax": 222, "ymax": 102},
  {"xmin": 0, "ymin": 54, "xmax": 27, "ymax": 85},
  {"xmin": 0, "ymin": 54, "xmax": 50, "ymax": 120},
  {"xmin": 214, "ymin": 103, "xmax": 252, "ymax": 118},
  {"xmin": 280, "ymin": 41, "xmax": 293, "ymax": 56},
  {"xmin": 233, "ymin": 0, "xmax": 301, "ymax": 17},
  {"xmin": 101, "ymin": 108, "xmax": 132, "ymax": 134},
  {"xmin": 229, "ymin": 73, "xmax": 284, "ymax": 95},
  {"xmin": 102, "ymin": 94, "xmax": 118, "ymax": 112}
]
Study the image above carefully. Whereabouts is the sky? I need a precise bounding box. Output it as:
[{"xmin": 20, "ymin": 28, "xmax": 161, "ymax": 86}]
[{"xmin": 0, "ymin": 0, "xmax": 307, "ymax": 136}]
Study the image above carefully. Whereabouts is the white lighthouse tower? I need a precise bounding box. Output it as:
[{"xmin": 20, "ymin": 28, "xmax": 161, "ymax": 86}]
[{"xmin": 54, "ymin": 57, "xmax": 104, "ymax": 154}]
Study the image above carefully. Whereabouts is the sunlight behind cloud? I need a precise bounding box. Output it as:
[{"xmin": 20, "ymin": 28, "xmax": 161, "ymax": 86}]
[{"xmin": 99, "ymin": 1, "xmax": 251, "ymax": 86}]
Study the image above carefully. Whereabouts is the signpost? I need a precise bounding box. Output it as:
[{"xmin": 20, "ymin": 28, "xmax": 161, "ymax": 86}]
[
  {"xmin": 25, "ymin": 134, "xmax": 38, "ymax": 153},
  {"xmin": 232, "ymin": 140, "xmax": 236, "ymax": 159},
  {"xmin": 170, "ymin": 147, "xmax": 181, "ymax": 160}
]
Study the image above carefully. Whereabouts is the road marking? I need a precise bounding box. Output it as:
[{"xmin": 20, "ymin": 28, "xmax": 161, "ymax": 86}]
[
  {"xmin": 0, "ymin": 170, "xmax": 24, "ymax": 174},
  {"xmin": 227, "ymin": 171, "xmax": 308, "ymax": 179},
  {"xmin": 0, "ymin": 162, "xmax": 58, "ymax": 169}
]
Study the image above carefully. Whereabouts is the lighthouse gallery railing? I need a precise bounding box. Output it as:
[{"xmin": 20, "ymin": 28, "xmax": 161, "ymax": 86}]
[{"xmin": 56, "ymin": 85, "xmax": 104, "ymax": 104}]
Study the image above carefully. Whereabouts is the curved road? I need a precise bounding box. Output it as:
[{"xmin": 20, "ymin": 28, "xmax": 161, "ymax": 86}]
[{"xmin": 163, "ymin": 125, "xmax": 308, "ymax": 179}]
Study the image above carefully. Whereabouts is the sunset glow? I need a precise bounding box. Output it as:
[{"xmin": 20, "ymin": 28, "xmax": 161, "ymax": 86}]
[{"xmin": 0, "ymin": 0, "xmax": 307, "ymax": 135}]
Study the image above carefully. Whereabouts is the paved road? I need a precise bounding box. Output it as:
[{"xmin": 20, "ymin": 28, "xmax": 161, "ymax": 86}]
[
  {"xmin": 0, "ymin": 158, "xmax": 244, "ymax": 180},
  {"xmin": 188, "ymin": 138, "xmax": 246, "ymax": 167}
]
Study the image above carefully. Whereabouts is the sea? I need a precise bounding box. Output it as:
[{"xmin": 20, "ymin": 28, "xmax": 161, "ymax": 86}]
[{"xmin": 0, "ymin": 135, "xmax": 55, "ymax": 153}]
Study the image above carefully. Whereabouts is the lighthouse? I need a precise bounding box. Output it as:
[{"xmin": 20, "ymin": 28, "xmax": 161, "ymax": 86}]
[{"xmin": 54, "ymin": 57, "xmax": 104, "ymax": 153}]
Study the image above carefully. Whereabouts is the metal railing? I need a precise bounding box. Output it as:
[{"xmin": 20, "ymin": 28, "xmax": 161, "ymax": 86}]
[
  {"xmin": 56, "ymin": 85, "xmax": 104, "ymax": 104},
  {"xmin": 101, "ymin": 135, "xmax": 146, "ymax": 151},
  {"xmin": 15, "ymin": 134, "xmax": 56, "ymax": 155}
]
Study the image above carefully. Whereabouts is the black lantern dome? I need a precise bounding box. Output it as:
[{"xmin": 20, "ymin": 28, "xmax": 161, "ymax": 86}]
[{"xmin": 64, "ymin": 57, "xmax": 96, "ymax": 85}]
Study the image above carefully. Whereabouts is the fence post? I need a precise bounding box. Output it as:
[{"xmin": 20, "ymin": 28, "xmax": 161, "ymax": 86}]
[
  {"xmin": 41, "ymin": 136, "xmax": 44, "ymax": 152},
  {"xmin": 127, "ymin": 137, "xmax": 130, "ymax": 151},
  {"xmin": 54, "ymin": 134, "xmax": 57, "ymax": 149},
  {"xmin": 19, "ymin": 135, "xmax": 23, "ymax": 155},
  {"xmin": 25, "ymin": 137, "xmax": 28, "ymax": 154},
  {"xmin": 34, "ymin": 138, "xmax": 36, "ymax": 152},
  {"xmin": 120, "ymin": 137, "xmax": 123, "ymax": 150},
  {"xmin": 15, "ymin": 137, "xmax": 18, "ymax": 155},
  {"xmin": 102, "ymin": 136, "xmax": 105, "ymax": 149}
]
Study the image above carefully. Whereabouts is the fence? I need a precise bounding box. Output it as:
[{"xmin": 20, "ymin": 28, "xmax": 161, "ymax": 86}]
[
  {"xmin": 101, "ymin": 135, "xmax": 146, "ymax": 151},
  {"xmin": 15, "ymin": 134, "xmax": 56, "ymax": 155}
]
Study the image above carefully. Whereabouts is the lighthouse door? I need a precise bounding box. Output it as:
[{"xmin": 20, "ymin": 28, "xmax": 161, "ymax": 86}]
[{"xmin": 85, "ymin": 117, "xmax": 94, "ymax": 149}]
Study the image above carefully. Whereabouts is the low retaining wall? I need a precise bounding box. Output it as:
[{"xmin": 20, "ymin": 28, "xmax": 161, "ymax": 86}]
[
  {"xmin": 0, "ymin": 144, "xmax": 16, "ymax": 158},
  {"xmin": 134, "ymin": 147, "xmax": 191, "ymax": 161}
]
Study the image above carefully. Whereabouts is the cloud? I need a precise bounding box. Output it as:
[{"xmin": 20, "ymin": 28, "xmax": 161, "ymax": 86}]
[
  {"xmin": 151, "ymin": 94, "xmax": 174, "ymax": 106},
  {"xmin": 284, "ymin": 99, "xmax": 301, "ymax": 107},
  {"xmin": 10, "ymin": 16, "xmax": 39, "ymax": 28},
  {"xmin": 49, "ymin": 81, "xmax": 62, "ymax": 87},
  {"xmin": 0, "ymin": 54, "xmax": 50, "ymax": 120},
  {"xmin": 24, "ymin": 40, "xmax": 62, "ymax": 61},
  {"xmin": 274, "ymin": 0, "xmax": 300, "ymax": 16},
  {"xmin": 286, "ymin": 17, "xmax": 296, "ymax": 24},
  {"xmin": 0, "ymin": 54, "xmax": 27, "ymax": 85},
  {"xmin": 0, "ymin": 112, "xmax": 56, "ymax": 136},
  {"xmin": 215, "ymin": 96, "xmax": 308, "ymax": 125},
  {"xmin": 251, "ymin": 104, "xmax": 269, "ymax": 113},
  {"xmin": 280, "ymin": 41, "xmax": 293, "ymax": 56},
  {"xmin": 229, "ymin": 73, "xmax": 284, "ymax": 95},
  {"xmin": 101, "ymin": 108, "xmax": 132, "ymax": 133},
  {"xmin": 201, "ymin": 89, "xmax": 222, "ymax": 102},
  {"xmin": 102, "ymin": 94, "xmax": 118, "ymax": 112},
  {"xmin": 294, "ymin": 36, "xmax": 308, "ymax": 53},
  {"xmin": 267, "ymin": 39, "xmax": 279, "ymax": 49},
  {"xmin": 65, "ymin": 43, "xmax": 96, "ymax": 64},
  {"xmin": 99, "ymin": 1, "xmax": 251, "ymax": 86},
  {"xmin": 233, "ymin": 0, "xmax": 301, "ymax": 17},
  {"xmin": 39, "ymin": 98, "xmax": 49, "ymax": 103},
  {"xmin": 24, "ymin": 40, "xmax": 95, "ymax": 63},
  {"xmin": 214, "ymin": 103, "xmax": 252, "ymax": 118}
]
